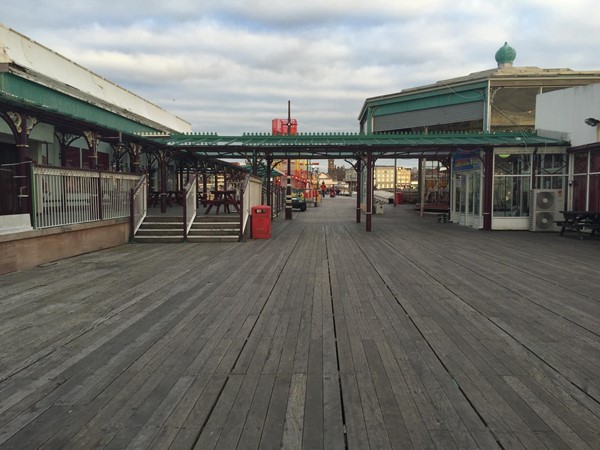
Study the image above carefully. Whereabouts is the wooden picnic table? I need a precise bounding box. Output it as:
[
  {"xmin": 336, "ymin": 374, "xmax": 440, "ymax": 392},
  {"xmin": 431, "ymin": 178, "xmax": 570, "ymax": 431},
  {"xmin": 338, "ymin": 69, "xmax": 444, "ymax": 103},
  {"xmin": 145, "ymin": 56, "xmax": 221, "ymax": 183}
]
[
  {"xmin": 149, "ymin": 191, "xmax": 184, "ymax": 208},
  {"xmin": 204, "ymin": 189, "xmax": 240, "ymax": 214}
]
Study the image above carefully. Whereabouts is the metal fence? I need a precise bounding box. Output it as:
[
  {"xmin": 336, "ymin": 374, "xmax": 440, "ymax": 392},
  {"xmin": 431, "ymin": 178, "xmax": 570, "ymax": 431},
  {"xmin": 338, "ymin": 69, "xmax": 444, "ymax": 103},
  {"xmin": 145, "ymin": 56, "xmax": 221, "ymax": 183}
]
[{"xmin": 32, "ymin": 166, "xmax": 142, "ymax": 229}]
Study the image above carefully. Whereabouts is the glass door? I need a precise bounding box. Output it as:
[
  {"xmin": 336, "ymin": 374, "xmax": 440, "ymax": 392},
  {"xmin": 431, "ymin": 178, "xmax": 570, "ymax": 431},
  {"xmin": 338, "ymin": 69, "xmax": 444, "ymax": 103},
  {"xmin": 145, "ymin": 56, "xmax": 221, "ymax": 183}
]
[
  {"xmin": 453, "ymin": 171, "xmax": 481, "ymax": 227},
  {"xmin": 454, "ymin": 173, "xmax": 463, "ymax": 224}
]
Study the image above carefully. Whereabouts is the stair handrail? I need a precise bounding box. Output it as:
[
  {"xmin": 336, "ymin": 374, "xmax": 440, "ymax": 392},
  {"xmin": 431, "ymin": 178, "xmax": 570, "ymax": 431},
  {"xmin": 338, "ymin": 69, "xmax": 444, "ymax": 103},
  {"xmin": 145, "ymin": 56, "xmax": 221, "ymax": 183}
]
[
  {"xmin": 240, "ymin": 174, "xmax": 264, "ymax": 240},
  {"xmin": 183, "ymin": 172, "xmax": 198, "ymax": 240},
  {"xmin": 130, "ymin": 173, "xmax": 148, "ymax": 241},
  {"xmin": 240, "ymin": 173, "xmax": 250, "ymax": 241}
]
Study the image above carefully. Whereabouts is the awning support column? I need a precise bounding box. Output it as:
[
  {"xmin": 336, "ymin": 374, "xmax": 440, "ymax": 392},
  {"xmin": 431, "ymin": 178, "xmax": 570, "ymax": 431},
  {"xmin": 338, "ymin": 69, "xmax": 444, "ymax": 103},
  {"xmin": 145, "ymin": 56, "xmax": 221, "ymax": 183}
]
[
  {"xmin": 157, "ymin": 149, "xmax": 170, "ymax": 213},
  {"xmin": 83, "ymin": 131, "xmax": 99, "ymax": 170},
  {"xmin": 366, "ymin": 152, "xmax": 373, "ymax": 232},
  {"xmin": 285, "ymin": 158, "xmax": 292, "ymax": 220},
  {"xmin": 266, "ymin": 154, "xmax": 273, "ymax": 219},
  {"xmin": 356, "ymin": 158, "xmax": 362, "ymax": 223},
  {"xmin": 483, "ymin": 147, "xmax": 493, "ymax": 230}
]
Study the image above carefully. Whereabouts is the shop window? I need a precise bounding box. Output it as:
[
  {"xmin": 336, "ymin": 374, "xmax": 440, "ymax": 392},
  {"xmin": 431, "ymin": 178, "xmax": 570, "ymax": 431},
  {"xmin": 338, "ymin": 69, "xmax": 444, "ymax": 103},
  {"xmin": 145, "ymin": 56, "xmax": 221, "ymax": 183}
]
[
  {"xmin": 534, "ymin": 153, "xmax": 567, "ymax": 190},
  {"xmin": 574, "ymin": 152, "xmax": 588, "ymax": 174},
  {"xmin": 65, "ymin": 146, "xmax": 81, "ymax": 168},
  {"xmin": 98, "ymin": 152, "xmax": 109, "ymax": 171},
  {"xmin": 571, "ymin": 151, "xmax": 600, "ymax": 211},
  {"xmin": 589, "ymin": 174, "xmax": 600, "ymax": 211},
  {"xmin": 81, "ymin": 149, "xmax": 91, "ymax": 169},
  {"xmin": 494, "ymin": 153, "xmax": 531, "ymax": 216},
  {"xmin": 495, "ymin": 154, "xmax": 531, "ymax": 176},
  {"xmin": 590, "ymin": 152, "xmax": 600, "ymax": 173},
  {"xmin": 572, "ymin": 175, "xmax": 587, "ymax": 211},
  {"xmin": 490, "ymin": 87, "xmax": 538, "ymax": 128},
  {"xmin": 493, "ymin": 176, "xmax": 530, "ymax": 217}
]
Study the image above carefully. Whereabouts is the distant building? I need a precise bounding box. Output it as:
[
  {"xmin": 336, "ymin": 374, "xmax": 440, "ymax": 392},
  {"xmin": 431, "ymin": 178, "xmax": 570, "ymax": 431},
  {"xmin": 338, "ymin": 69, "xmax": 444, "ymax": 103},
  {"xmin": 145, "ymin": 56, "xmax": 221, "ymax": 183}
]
[
  {"xmin": 327, "ymin": 159, "xmax": 336, "ymax": 177},
  {"xmin": 359, "ymin": 42, "xmax": 600, "ymax": 135},
  {"xmin": 373, "ymin": 166, "xmax": 411, "ymax": 190},
  {"xmin": 359, "ymin": 43, "xmax": 600, "ymax": 230}
]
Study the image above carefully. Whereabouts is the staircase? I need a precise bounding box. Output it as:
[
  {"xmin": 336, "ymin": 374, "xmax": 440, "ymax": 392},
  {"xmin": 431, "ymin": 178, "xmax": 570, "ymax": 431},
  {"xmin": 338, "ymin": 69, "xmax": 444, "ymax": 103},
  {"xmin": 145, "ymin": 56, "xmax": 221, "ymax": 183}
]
[
  {"xmin": 134, "ymin": 214, "xmax": 240, "ymax": 243},
  {"xmin": 187, "ymin": 215, "xmax": 240, "ymax": 243},
  {"xmin": 134, "ymin": 215, "xmax": 185, "ymax": 243}
]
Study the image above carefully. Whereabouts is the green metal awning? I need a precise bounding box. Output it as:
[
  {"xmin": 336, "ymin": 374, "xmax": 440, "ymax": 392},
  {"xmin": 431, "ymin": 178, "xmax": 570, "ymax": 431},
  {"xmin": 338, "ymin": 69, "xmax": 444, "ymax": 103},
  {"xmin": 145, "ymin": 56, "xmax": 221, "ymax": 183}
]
[
  {"xmin": 145, "ymin": 130, "xmax": 569, "ymax": 160},
  {"xmin": 240, "ymin": 163, "xmax": 285, "ymax": 180},
  {"xmin": 0, "ymin": 72, "xmax": 166, "ymax": 136}
]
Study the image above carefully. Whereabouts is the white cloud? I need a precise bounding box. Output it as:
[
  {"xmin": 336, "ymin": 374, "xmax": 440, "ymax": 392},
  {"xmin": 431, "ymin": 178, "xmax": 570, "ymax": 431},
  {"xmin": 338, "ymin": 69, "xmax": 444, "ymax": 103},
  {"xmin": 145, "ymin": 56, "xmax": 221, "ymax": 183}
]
[{"xmin": 2, "ymin": 0, "xmax": 599, "ymax": 137}]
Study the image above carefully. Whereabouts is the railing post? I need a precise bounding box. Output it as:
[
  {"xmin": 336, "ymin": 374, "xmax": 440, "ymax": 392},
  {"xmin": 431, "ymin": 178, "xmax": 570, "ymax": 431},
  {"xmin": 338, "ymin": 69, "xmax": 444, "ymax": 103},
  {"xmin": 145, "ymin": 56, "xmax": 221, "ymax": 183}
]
[
  {"xmin": 130, "ymin": 188, "xmax": 135, "ymax": 242},
  {"xmin": 183, "ymin": 188, "xmax": 187, "ymax": 240},
  {"xmin": 97, "ymin": 171, "xmax": 103, "ymax": 221},
  {"xmin": 239, "ymin": 186, "xmax": 244, "ymax": 241},
  {"xmin": 28, "ymin": 163, "xmax": 36, "ymax": 227}
]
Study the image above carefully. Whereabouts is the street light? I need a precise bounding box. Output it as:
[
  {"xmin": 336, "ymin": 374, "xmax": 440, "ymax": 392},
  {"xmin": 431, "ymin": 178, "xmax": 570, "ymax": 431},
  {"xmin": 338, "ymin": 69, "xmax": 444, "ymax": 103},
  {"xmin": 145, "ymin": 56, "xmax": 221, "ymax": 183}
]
[{"xmin": 584, "ymin": 117, "xmax": 600, "ymax": 127}]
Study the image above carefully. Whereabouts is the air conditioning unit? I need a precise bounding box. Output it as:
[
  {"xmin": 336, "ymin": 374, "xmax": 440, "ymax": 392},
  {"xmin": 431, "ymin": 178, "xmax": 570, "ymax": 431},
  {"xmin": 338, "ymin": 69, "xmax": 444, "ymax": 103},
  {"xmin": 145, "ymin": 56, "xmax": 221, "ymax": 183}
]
[{"xmin": 529, "ymin": 189, "xmax": 564, "ymax": 232}]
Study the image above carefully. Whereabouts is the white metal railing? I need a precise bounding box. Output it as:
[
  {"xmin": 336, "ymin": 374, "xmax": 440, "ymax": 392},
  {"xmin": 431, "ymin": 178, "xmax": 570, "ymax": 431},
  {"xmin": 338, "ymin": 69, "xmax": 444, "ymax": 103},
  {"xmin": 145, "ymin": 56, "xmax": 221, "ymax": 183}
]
[
  {"xmin": 183, "ymin": 174, "xmax": 198, "ymax": 238},
  {"xmin": 32, "ymin": 166, "xmax": 142, "ymax": 229},
  {"xmin": 101, "ymin": 172, "xmax": 142, "ymax": 219},
  {"xmin": 130, "ymin": 174, "xmax": 148, "ymax": 238}
]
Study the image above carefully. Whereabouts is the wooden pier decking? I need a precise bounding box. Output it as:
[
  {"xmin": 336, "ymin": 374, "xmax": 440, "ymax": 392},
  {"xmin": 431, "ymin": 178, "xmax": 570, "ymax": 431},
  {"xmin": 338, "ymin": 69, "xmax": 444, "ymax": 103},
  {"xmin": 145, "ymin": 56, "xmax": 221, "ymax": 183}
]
[{"xmin": 1, "ymin": 197, "xmax": 599, "ymax": 449}]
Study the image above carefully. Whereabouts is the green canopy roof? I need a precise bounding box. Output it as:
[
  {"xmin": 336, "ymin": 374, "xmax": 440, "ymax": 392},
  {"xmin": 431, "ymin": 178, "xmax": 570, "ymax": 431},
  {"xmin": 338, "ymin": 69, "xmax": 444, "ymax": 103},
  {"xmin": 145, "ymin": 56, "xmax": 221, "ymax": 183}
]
[{"xmin": 145, "ymin": 130, "xmax": 568, "ymax": 160}]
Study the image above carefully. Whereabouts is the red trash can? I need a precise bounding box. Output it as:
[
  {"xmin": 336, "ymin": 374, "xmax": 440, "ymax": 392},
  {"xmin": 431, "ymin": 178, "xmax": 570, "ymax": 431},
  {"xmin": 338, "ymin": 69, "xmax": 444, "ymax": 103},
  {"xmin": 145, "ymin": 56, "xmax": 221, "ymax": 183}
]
[
  {"xmin": 395, "ymin": 192, "xmax": 403, "ymax": 204},
  {"xmin": 251, "ymin": 205, "xmax": 272, "ymax": 239}
]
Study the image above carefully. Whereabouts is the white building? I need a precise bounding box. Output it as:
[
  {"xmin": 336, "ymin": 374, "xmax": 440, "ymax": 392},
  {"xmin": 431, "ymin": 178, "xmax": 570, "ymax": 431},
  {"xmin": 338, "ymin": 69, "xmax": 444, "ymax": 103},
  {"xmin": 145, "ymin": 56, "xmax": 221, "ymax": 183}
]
[{"xmin": 536, "ymin": 83, "xmax": 600, "ymax": 212}]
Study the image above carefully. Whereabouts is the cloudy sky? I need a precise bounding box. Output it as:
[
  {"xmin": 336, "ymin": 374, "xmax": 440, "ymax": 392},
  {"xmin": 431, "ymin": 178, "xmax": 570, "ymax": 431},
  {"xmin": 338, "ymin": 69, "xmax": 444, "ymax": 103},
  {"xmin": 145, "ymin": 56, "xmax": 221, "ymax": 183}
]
[{"xmin": 1, "ymin": 0, "xmax": 599, "ymax": 137}]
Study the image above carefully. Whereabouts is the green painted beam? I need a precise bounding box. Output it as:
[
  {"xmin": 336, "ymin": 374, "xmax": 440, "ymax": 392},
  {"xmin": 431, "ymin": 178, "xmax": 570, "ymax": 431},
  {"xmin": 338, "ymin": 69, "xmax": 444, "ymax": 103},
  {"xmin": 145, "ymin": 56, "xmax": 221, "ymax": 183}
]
[
  {"xmin": 359, "ymin": 81, "xmax": 488, "ymax": 119},
  {"xmin": 157, "ymin": 130, "xmax": 566, "ymax": 148},
  {"xmin": 0, "ymin": 73, "xmax": 161, "ymax": 135}
]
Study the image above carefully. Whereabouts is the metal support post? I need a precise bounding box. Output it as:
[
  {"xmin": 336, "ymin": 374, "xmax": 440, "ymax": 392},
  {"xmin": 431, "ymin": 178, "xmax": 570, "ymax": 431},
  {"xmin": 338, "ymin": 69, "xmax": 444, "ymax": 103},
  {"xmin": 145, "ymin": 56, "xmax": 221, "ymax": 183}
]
[
  {"xmin": 366, "ymin": 153, "xmax": 373, "ymax": 232},
  {"xmin": 356, "ymin": 158, "xmax": 362, "ymax": 223},
  {"xmin": 285, "ymin": 158, "xmax": 292, "ymax": 220}
]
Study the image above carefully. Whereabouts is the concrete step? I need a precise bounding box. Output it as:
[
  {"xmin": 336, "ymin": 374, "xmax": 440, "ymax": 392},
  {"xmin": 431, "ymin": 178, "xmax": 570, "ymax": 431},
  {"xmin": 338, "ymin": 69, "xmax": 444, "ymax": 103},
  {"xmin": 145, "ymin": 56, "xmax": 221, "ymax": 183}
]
[
  {"xmin": 134, "ymin": 235, "xmax": 185, "ymax": 243},
  {"xmin": 133, "ymin": 213, "xmax": 240, "ymax": 243},
  {"xmin": 144, "ymin": 215, "xmax": 184, "ymax": 223},
  {"xmin": 136, "ymin": 228, "xmax": 183, "ymax": 237},
  {"xmin": 139, "ymin": 221, "xmax": 183, "ymax": 230},
  {"xmin": 188, "ymin": 230, "xmax": 239, "ymax": 237},
  {"xmin": 186, "ymin": 235, "xmax": 240, "ymax": 243},
  {"xmin": 194, "ymin": 216, "xmax": 240, "ymax": 224},
  {"xmin": 191, "ymin": 221, "xmax": 239, "ymax": 227},
  {"xmin": 190, "ymin": 224, "xmax": 240, "ymax": 231}
]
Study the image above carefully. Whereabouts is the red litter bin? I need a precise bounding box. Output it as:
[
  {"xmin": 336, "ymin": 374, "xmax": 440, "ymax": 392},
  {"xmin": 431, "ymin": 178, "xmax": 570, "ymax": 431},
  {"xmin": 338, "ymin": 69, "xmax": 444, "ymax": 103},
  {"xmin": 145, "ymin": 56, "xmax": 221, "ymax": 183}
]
[
  {"xmin": 251, "ymin": 205, "xmax": 271, "ymax": 239},
  {"xmin": 395, "ymin": 192, "xmax": 403, "ymax": 204}
]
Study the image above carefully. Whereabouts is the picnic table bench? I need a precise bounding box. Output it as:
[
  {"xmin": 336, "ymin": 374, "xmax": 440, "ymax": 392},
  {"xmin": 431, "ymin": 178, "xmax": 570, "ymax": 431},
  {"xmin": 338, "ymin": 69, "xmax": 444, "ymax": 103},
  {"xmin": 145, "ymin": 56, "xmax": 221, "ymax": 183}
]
[
  {"xmin": 204, "ymin": 189, "xmax": 240, "ymax": 215},
  {"xmin": 148, "ymin": 190, "xmax": 184, "ymax": 208},
  {"xmin": 556, "ymin": 211, "xmax": 600, "ymax": 239}
]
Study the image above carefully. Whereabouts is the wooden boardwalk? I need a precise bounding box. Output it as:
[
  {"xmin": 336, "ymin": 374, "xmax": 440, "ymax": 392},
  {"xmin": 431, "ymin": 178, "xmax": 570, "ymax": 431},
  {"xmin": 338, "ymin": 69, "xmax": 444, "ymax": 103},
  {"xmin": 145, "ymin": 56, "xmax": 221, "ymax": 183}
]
[{"xmin": 1, "ymin": 197, "xmax": 599, "ymax": 449}]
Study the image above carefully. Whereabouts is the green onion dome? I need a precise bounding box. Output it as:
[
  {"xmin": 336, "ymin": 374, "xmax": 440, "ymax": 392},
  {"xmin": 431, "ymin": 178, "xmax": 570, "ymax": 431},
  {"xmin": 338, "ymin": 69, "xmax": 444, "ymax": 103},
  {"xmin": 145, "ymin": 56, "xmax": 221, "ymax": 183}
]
[{"xmin": 495, "ymin": 42, "xmax": 516, "ymax": 67}]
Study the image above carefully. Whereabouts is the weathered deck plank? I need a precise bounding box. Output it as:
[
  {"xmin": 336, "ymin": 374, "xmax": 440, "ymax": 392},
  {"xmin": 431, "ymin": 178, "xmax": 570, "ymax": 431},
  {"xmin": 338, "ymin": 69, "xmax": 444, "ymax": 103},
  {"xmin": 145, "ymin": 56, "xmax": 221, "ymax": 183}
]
[{"xmin": 1, "ymin": 198, "xmax": 600, "ymax": 449}]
